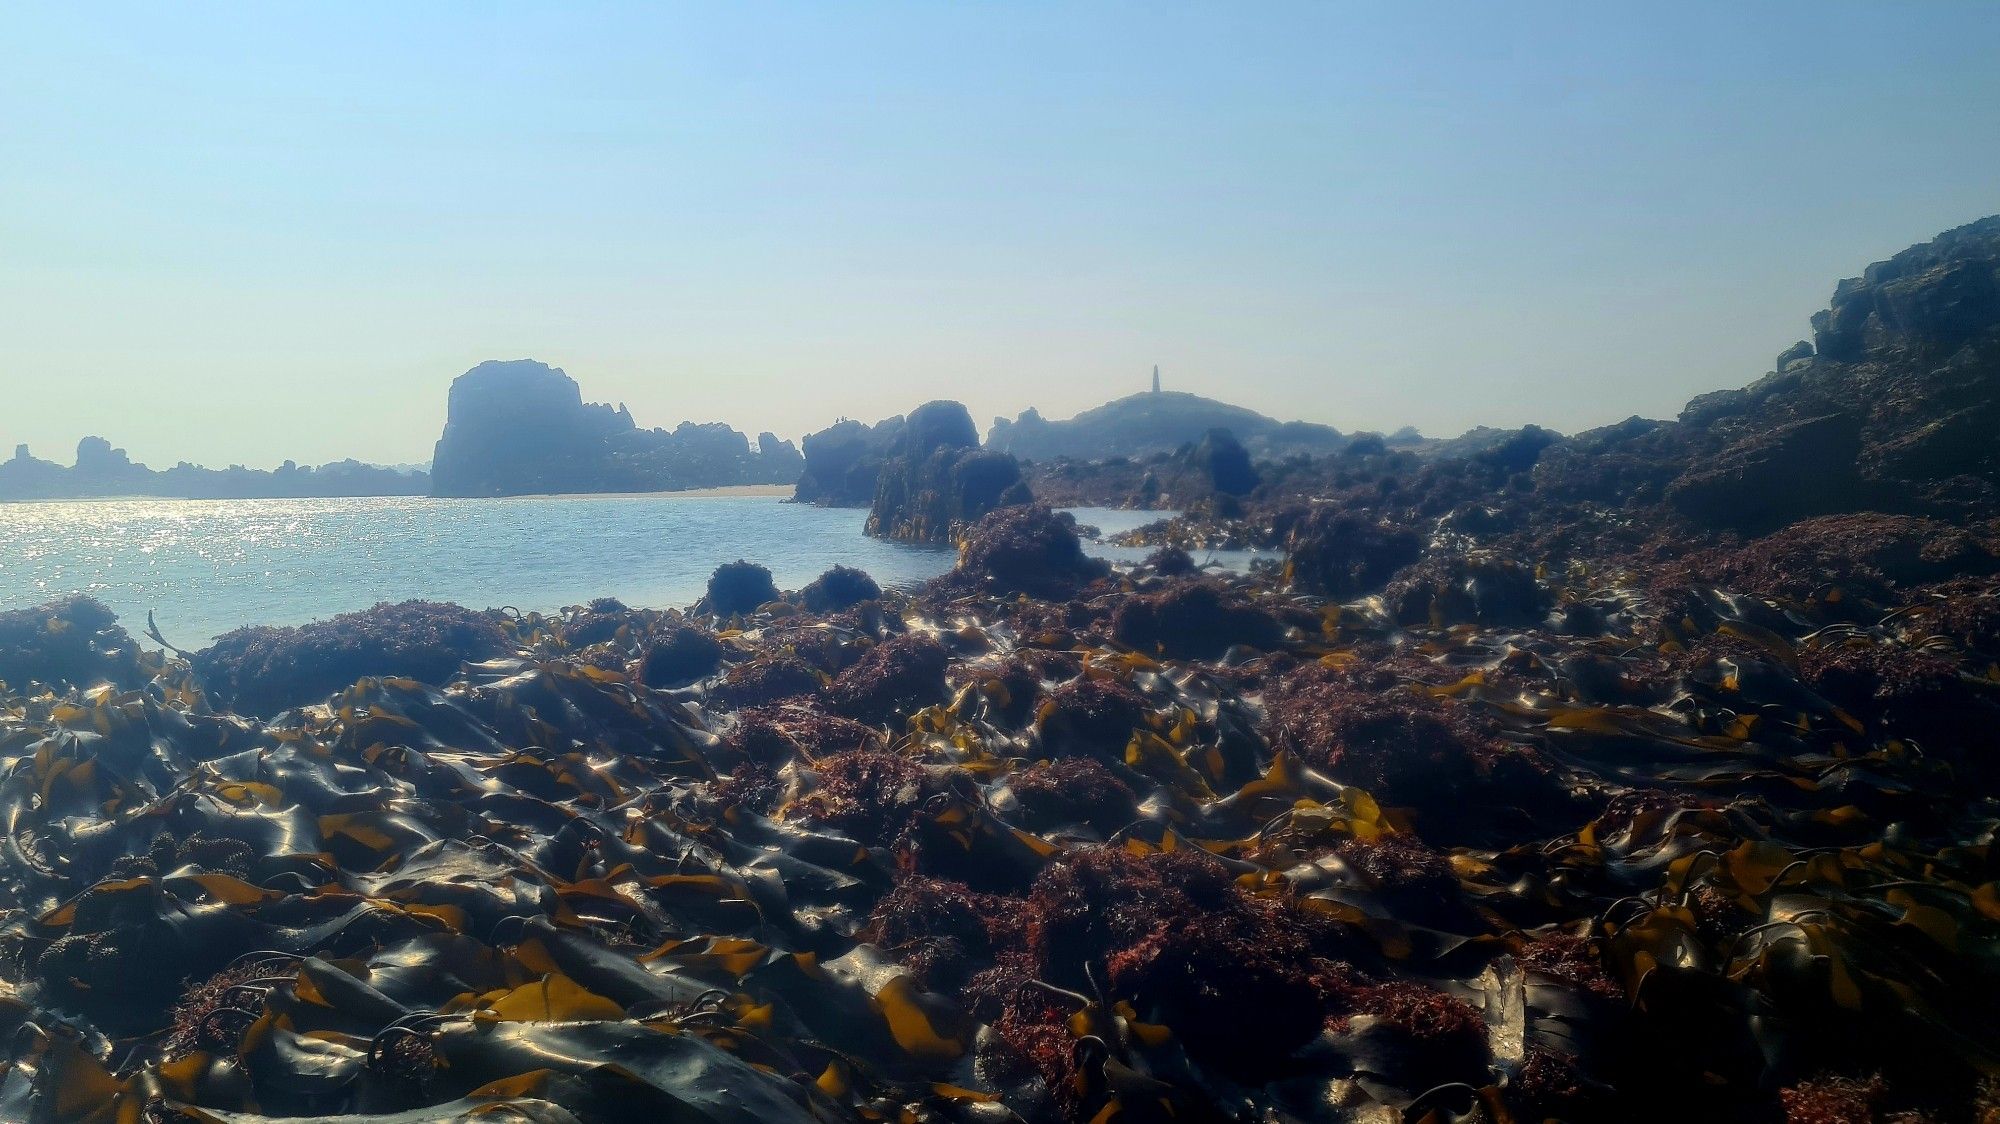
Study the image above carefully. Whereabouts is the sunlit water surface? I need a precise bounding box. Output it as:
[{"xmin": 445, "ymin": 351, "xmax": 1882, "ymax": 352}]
[{"xmin": 0, "ymin": 497, "xmax": 1271, "ymax": 646}]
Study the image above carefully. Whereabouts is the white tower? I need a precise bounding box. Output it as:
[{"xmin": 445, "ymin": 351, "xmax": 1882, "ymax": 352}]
[{"xmin": 1151, "ymin": 365, "xmax": 1161, "ymax": 394}]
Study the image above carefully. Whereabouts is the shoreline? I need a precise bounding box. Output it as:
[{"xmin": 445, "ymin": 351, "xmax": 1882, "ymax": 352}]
[{"xmin": 0, "ymin": 483, "xmax": 798, "ymax": 506}]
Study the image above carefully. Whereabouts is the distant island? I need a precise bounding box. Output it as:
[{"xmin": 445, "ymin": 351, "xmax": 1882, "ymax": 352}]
[
  {"xmin": 0, "ymin": 438, "xmax": 428, "ymax": 502},
  {"xmin": 986, "ymin": 370, "xmax": 1391, "ymax": 462}
]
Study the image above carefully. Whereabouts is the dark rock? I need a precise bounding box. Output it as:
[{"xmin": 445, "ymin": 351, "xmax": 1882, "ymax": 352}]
[
  {"xmin": 710, "ymin": 655, "xmax": 822, "ymax": 708},
  {"xmin": 794, "ymin": 415, "xmax": 909, "ymax": 507},
  {"xmin": 1193, "ymin": 428, "xmax": 1260, "ymax": 495},
  {"xmin": 1666, "ymin": 413, "xmax": 1865, "ymax": 532},
  {"xmin": 1283, "ymin": 506, "xmax": 1425, "ymax": 598},
  {"xmin": 799, "ymin": 565, "xmax": 882, "ymax": 613},
  {"xmin": 1143, "ymin": 545, "xmax": 1198, "ymax": 577},
  {"xmin": 193, "ymin": 601, "xmax": 511, "ymax": 717},
  {"xmin": 704, "ymin": 560, "xmax": 780, "ymax": 616},
  {"xmin": 947, "ymin": 505, "xmax": 1110, "ymax": 600},
  {"xmin": 640, "ymin": 625, "xmax": 726, "ymax": 687}
]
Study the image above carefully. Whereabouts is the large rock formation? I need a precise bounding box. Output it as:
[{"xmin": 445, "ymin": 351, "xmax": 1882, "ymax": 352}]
[
  {"xmin": 862, "ymin": 401, "xmax": 1032, "ymax": 543},
  {"xmin": 1658, "ymin": 216, "xmax": 2000, "ymax": 529},
  {"xmin": 793, "ymin": 415, "xmax": 908, "ymax": 507},
  {"xmin": 988, "ymin": 390, "xmax": 1348, "ymax": 463},
  {"xmin": 428, "ymin": 360, "xmax": 802, "ymax": 497}
]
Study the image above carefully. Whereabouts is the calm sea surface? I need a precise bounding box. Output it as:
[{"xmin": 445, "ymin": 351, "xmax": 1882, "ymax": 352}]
[{"xmin": 0, "ymin": 496, "xmax": 1265, "ymax": 647}]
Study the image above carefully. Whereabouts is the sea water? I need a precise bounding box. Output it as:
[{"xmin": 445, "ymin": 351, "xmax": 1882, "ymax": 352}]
[{"xmin": 0, "ymin": 496, "xmax": 1270, "ymax": 647}]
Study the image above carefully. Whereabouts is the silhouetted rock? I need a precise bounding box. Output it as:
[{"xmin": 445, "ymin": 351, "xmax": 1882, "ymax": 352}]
[
  {"xmin": 793, "ymin": 415, "xmax": 910, "ymax": 507},
  {"xmin": 0, "ymin": 438, "xmax": 428, "ymax": 502},
  {"xmin": 429, "ymin": 359, "xmax": 799, "ymax": 497},
  {"xmin": 1667, "ymin": 413, "xmax": 1865, "ymax": 532},
  {"xmin": 704, "ymin": 560, "xmax": 780, "ymax": 616},
  {"xmin": 1192, "ymin": 428, "xmax": 1260, "ymax": 495},
  {"xmin": 863, "ymin": 401, "xmax": 1031, "ymax": 544},
  {"xmin": 640, "ymin": 625, "xmax": 726, "ymax": 687},
  {"xmin": 800, "ymin": 565, "xmax": 882, "ymax": 612}
]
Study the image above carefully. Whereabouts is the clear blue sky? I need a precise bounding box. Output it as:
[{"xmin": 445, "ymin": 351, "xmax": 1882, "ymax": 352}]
[{"xmin": 3, "ymin": 2, "xmax": 1997, "ymax": 468}]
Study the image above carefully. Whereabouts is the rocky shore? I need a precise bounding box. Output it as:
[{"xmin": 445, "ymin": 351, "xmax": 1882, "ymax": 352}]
[{"xmin": 0, "ymin": 218, "xmax": 1997, "ymax": 1122}]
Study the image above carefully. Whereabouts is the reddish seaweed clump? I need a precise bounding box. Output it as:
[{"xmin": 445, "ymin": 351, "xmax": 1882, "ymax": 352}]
[
  {"xmin": 708, "ymin": 655, "xmax": 822, "ymax": 708},
  {"xmin": 948, "ymin": 504, "xmax": 1110, "ymax": 600},
  {"xmin": 799, "ymin": 564, "xmax": 882, "ymax": 612},
  {"xmin": 1036, "ymin": 677, "xmax": 1153, "ymax": 762},
  {"xmin": 639, "ymin": 624, "xmax": 725, "ymax": 687},
  {"xmin": 193, "ymin": 600, "xmax": 510, "ymax": 717},
  {"xmin": 1513, "ymin": 930, "xmax": 1623, "ymax": 1001},
  {"xmin": 1005, "ymin": 758, "xmax": 1139, "ymax": 835},
  {"xmin": 704, "ymin": 559, "xmax": 781, "ymax": 616},
  {"xmin": 726, "ymin": 703, "xmax": 884, "ymax": 764},
  {"xmin": 1025, "ymin": 847, "xmax": 1326, "ymax": 1077},
  {"xmin": 1778, "ymin": 1073, "xmax": 1889, "ymax": 1124},
  {"xmin": 822, "ymin": 634, "xmax": 949, "ymax": 725},
  {"xmin": 788, "ymin": 750, "xmax": 935, "ymax": 847},
  {"xmin": 861, "ymin": 875, "xmax": 1023, "ymax": 991},
  {"xmin": 1384, "ymin": 552, "xmax": 1550, "ymax": 628},
  {"xmin": 1110, "ymin": 580, "xmax": 1285, "ymax": 659},
  {"xmin": 1284, "ymin": 507, "xmax": 1424, "ymax": 598}
]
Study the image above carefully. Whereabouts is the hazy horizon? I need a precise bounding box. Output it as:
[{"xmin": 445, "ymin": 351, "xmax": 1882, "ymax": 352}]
[{"xmin": 5, "ymin": 3, "xmax": 1999, "ymax": 470}]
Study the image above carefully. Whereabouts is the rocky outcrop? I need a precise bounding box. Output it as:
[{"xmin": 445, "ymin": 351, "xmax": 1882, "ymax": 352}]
[
  {"xmin": 793, "ymin": 416, "xmax": 908, "ymax": 507},
  {"xmin": 863, "ymin": 401, "xmax": 1031, "ymax": 544},
  {"xmin": 0, "ymin": 439, "xmax": 428, "ymax": 503},
  {"xmin": 428, "ymin": 359, "xmax": 801, "ymax": 497},
  {"xmin": 1663, "ymin": 216, "xmax": 2000, "ymax": 525}
]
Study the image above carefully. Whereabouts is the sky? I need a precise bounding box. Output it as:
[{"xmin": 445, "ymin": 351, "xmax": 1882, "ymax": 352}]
[{"xmin": 3, "ymin": 3, "xmax": 1998, "ymax": 470}]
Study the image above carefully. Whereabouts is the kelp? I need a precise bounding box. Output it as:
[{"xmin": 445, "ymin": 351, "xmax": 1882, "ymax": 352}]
[{"xmin": 3, "ymin": 510, "xmax": 2000, "ymax": 1124}]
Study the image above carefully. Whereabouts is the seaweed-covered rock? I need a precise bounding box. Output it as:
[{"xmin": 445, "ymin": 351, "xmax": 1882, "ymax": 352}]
[
  {"xmin": 1002, "ymin": 758, "xmax": 1138, "ymax": 835},
  {"xmin": 822, "ymin": 634, "xmax": 949, "ymax": 725},
  {"xmin": 0, "ymin": 596, "xmax": 143, "ymax": 692},
  {"xmin": 1110, "ymin": 580, "xmax": 1285, "ymax": 659},
  {"xmin": 1385, "ymin": 552, "xmax": 1551, "ymax": 628},
  {"xmin": 1144, "ymin": 544, "xmax": 1198, "ymax": 577},
  {"xmin": 709, "ymin": 655, "xmax": 822, "ymax": 708},
  {"xmin": 704, "ymin": 559, "xmax": 780, "ymax": 616},
  {"xmin": 1036, "ymin": 676, "xmax": 1152, "ymax": 761},
  {"xmin": 1284, "ymin": 506, "xmax": 1425, "ymax": 598},
  {"xmin": 948, "ymin": 504, "xmax": 1110, "ymax": 600},
  {"xmin": 799, "ymin": 565, "xmax": 882, "ymax": 613},
  {"xmin": 193, "ymin": 600, "xmax": 510, "ymax": 717},
  {"xmin": 1025, "ymin": 847, "xmax": 1326, "ymax": 1077},
  {"xmin": 1681, "ymin": 512, "xmax": 2000, "ymax": 602},
  {"xmin": 639, "ymin": 625, "xmax": 726, "ymax": 687},
  {"xmin": 864, "ymin": 402, "xmax": 1032, "ymax": 544},
  {"xmin": 788, "ymin": 750, "xmax": 938, "ymax": 848}
]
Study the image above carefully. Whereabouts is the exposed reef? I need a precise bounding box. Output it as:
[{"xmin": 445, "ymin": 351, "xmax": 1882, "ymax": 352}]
[{"xmin": 2, "ymin": 217, "xmax": 2000, "ymax": 1124}]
